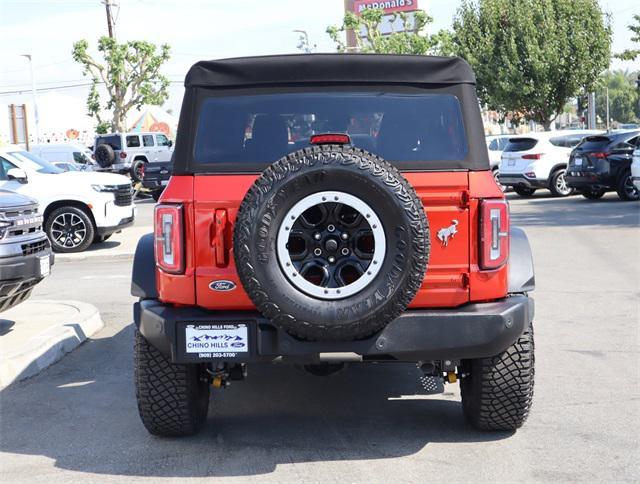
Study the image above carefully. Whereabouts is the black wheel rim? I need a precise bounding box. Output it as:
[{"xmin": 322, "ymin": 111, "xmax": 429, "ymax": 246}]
[{"xmin": 277, "ymin": 191, "xmax": 386, "ymax": 300}]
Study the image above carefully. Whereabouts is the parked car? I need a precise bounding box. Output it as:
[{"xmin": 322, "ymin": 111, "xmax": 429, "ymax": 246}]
[
  {"xmin": 486, "ymin": 135, "xmax": 511, "ymax": 191},
  {"xmin": 51, "ymin": 161, "xmax": 87, "ymax": 172},
  {"xmin": 0, "ymin": 146, "xmax": 135, "ymax": 253},
  {"xmin": 30, "ymin": 143, "xmax": 95, "ymax": 170},
  {"xmin": 141, "ymin": 161, "xmax": 172, "ymax": 201},
  {"xmin": 93, "ymin": 132, "xmax": 173, "ymax": 182},
  {"xmin": 499, "ymin": 130, "xmax": 602, "ymax": 197},
  {"xmin": 631, "ymin": 138, "xmax": 640, "ymax": 192},
  {"xmin": 131, "ymin": 54, "xmax": 536, "ymax": 437},
  {"xmin": 0, "ymin": 190, "xmax": 53, "ymax": 312},
  {"xmin": 566, "ymin": 130, "xmax": 640, "ymax": 201}
]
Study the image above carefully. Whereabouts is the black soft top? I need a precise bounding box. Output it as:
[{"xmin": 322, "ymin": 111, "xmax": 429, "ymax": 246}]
[{"xmin": 185, "ymin": 54, "xmax": 476, "ymax": 88}]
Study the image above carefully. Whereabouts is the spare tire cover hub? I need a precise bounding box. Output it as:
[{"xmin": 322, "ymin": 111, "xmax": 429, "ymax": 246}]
[{"xmin": 276, "ymin": 191, "xmax": 386, "ymax": 300}]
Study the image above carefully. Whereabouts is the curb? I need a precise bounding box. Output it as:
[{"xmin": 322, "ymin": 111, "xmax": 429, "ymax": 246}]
[
  {"xmin": 55, "ymin": 252, "xmax": 135, "ymax": 263},
  {"xmin": 0, "ymin": 300, "xmax": 105, "ymax": 389}
]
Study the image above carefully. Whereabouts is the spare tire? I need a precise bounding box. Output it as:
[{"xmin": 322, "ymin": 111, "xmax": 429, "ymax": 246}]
[
  {"xmin": 95, "ymin": 144, "xmax": 115, "ymax": 168},
  {"xmin": 234, "ymin": 145, "xmax": 430, "ymax": 341}
]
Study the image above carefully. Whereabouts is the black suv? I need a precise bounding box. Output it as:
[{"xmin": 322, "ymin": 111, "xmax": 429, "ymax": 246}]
[{"xmin": 566, "ymin": 130, "xmax": 640, "ymax": 201}]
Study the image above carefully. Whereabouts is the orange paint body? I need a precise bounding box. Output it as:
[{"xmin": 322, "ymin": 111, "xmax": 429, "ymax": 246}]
[{"xmin": 156, "ymin": 169, "xmax": 508, "ymax": 309}]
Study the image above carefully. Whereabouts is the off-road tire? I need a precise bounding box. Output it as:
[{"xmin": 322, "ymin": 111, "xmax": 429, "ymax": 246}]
[
  {"xmin": 45, "ymin": 206, "xmax": 95, "ymax": 253},
  {"xmin": 134, "ymin": 330, "xmax": 210, "ymax": 437},
  {"xmin": 234, "ymin": 145, "xmax": 429, "ymax": 341},
  {"xmin": 581, "ymin": 188, "xmax": 606, "ymax": 200},
  {"xmin": 616, "ymin": 170, "xmax": 640, "ymax": 201},
  {"xmin": 549, "ymin": 168, "xmax": 574, "ymax": 197},
  {"xmin": 94, "ymin": 144, "xmax": 115, "ymax": 168},
  {"xmin": 460, "ymin": 322, "xmax": 535, "ymax": 431},
  {"xmin": 130, "ymin": 159, "xmax": 146, "ymax": 183},
  {"xmin": 513, "ymin": 186, "xmax": 536, "ymax": 197}
]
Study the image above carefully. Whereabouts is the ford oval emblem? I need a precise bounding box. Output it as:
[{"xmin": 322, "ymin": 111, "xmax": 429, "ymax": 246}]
[{"xmin": 209, "ymin": 280, "xmax": 236, "ymax": 292}]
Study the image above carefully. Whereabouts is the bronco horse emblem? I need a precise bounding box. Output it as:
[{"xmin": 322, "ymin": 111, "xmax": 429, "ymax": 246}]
[{"xmin": 436, "ymin": 220, "xmax": 459, "ymax": 247}]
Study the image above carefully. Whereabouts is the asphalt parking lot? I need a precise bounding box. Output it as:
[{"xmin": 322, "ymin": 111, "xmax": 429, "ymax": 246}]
[{"xmin": 0, "ymin": 192, "xmax": 638, "ymax": 483}]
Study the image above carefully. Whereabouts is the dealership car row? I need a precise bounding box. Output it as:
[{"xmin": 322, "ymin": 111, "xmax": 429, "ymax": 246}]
[{"xmin": 491, "ymin": 129, "xmax": 640, "ymax": 201}]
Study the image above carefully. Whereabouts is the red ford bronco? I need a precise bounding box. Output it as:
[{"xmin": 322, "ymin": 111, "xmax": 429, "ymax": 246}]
[{"xmin": 131, "ymin": 54, "xmax": 535, "ymax": 437}]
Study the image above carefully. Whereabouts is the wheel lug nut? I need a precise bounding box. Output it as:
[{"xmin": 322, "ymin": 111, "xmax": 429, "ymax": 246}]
[
  {"xmin": 341, "ymin": 233, "xmax": 349, "ymax": 240},
  {"xmin": 328, "ymin": 256, "xmax": 336, "ymax": 263},
  {"xmin": 314, "ymin": 233, "xmax": 321, "ymax": 240}
]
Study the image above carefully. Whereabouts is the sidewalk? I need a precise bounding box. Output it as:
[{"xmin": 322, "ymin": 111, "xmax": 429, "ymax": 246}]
[{"xmin": 0, "ymin": 300, "xmax": 104, "ymax": 389}]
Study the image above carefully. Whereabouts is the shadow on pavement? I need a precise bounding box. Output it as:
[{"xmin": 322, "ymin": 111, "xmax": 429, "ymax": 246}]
[
  {"xmin": 507, "ymin": 193, "xmax": 639, "ymax": 228},
  {"xmin": 0, "ymin": 325, "xmax": 510, "ymax": 478}
]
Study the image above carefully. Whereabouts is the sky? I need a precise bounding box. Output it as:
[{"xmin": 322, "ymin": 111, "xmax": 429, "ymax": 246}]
[{"xmin": 0, "ymin": 0, "xmax": 638, "ymax": 137}]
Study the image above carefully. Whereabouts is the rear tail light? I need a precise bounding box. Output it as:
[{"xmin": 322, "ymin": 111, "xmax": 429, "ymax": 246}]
[
  {"xmin": 120, "ymin": 151, "xmax": 128, "ymax": 159},
  {"xmin": 480, "ymin": 199, "xmax": 509, "ymax": 270},
  {"xmin": 310, "ymin": 133, "xmax": 351, "ymax": 145},
  {"xmin": 592, "ymin": 152, "xmax": 608, "ymax": 158},
  {"xmin": 522, "ymin": 153, "xmax": 543, "ymax": 160},
  {"xmin": 155, "ymin": 204, "xmax": 184, "ymax": 274}
]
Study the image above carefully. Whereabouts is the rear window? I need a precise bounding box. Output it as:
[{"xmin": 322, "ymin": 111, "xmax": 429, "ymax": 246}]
[
  {"xmin": 504, "ymin": 138, "xmax": 538, "ymax": 152},
  {"xmin": 578, "ymin": 136, "xmax": 611, "ymax": 151},
  {"xmin": 96, "ymin": 135, "xmax": 122, "ymax": 150},
  {"xmin": 193, "ymin": 92, "xmax": 468, "ymax": 166}
]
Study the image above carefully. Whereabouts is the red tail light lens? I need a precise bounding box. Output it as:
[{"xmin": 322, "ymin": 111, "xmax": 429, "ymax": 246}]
[
  {"xmin": 310, "ymin": 133, "xmax": 351, "ymax": 145},
  {"xmin": 120, "ymin": 151, "xmax": 128, "ymax": 159},
  {"xmin": 480, "ymin": 199, "xmax": 509, "ymax": 270},
  {"xmin": 155, "ymin": 204, "xmax": 184, "ymax": 274},
  {"xmin": 592, "ymin": 152, "xmax": 608, "ymax": 159},
  {"xmin": 522, "ymin": 153, "xmax": 543, "ymax": 160}
]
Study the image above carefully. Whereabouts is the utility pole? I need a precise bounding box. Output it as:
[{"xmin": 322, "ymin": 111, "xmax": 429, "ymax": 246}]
[
  {"xmin": 20, "ymin": 54, "xmax": 39, "ymax": 146},
  {"xmin": 102, "ymin": 0, "xmax": 115, "ymax": 38},
  {"xmin": 605, "ymin": 87, "xmax": 610, "ymax": 132},
  {"xmin": 587, "ymin": 91, "xmax": 596, "ymax": 129}
]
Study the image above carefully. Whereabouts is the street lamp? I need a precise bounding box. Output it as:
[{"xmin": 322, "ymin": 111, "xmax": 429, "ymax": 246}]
[{"xmin": 20, "ymin": 54, "xmax": 40, "ymax": 146}]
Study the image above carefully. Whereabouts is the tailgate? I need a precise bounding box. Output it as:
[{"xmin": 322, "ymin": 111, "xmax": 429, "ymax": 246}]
[{"xmin": 192, "ymin": 173, "xmax": 470, "ymax": 310}]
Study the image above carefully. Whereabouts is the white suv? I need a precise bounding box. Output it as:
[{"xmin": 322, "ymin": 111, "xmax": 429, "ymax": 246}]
[
  {"xmin": 632, "ymin": 138, "xmax": 640, "ymax": 192},
  {"xmin": 499, "ymin": 130, "xmax": 602, "ymax": 197},
  {"xmin": 0, "ymin": 146, "xmax": 135, "ymax": 253},
  {"xmin": 94, "ymin": 132, "xmax": 173, "ymax": 182}
]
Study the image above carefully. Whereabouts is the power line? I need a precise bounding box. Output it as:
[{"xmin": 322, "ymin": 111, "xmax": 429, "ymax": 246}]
[{"xmin": 0, "ymin": 80, "xmax": 184, "ymax": 96}]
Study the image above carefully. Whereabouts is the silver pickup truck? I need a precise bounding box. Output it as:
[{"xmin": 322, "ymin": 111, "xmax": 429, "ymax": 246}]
[{"xmin": 0, "ymin": 190, "xmax": 54, "ymax": 312}]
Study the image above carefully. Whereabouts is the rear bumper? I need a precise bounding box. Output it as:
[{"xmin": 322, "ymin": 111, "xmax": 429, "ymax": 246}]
[
  {"xmin": 566, "ymin": 171, "xmax": 613, "ymax": 189},
  {"xmin": 498, "ymin": 174, "xmax": 548, "ymax": 188},
  {"xmin": 135, "ymin": 295, "xmax": 534, "ymax": 364}
]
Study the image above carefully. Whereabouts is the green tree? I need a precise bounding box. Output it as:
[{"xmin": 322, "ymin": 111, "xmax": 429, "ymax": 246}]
[
  {"xmin": 596, "ymin": 71, "xmax": 640, "ymax": 125},
  {"xmin": 72, "ymin": 37, "xmax": 170, "ymax": 133},
  {"xmin": 453, "ymin": 0, "xmax": 611, "ymax": 129},
  {"xmin": 327, "ymin": 8, "xmax": 453, "ymax": 55},
  {"xmin": 616, "ymin": 14, "xmax": 640, "ymax": 61}
]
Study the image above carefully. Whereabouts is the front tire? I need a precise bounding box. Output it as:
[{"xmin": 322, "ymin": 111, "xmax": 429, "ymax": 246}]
[
  {"xmin": 134, "ymin": 330, "xmax": 210, "ymax": 437},
  {"xmin": 460, "ymin": 322, "xmax": 535, "ymax": 431},
  {"xmin": 549, "ymin": 169, "xmax": 574, "ymax": 197},
  {"xmin": 513, "ymin": 187, "xmax": 536, "ymax": 197},
  {"xmin": 131, "ymin": 159, "xmax": 146, "ymax": 183},
  {"xmin": 45, "ymin": 206, "xmax": 95, "ymax": 253}
]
